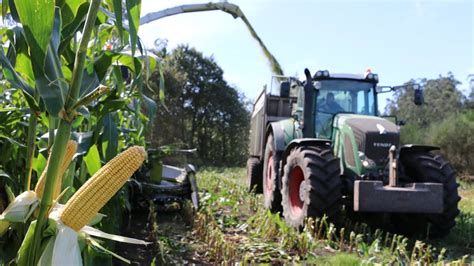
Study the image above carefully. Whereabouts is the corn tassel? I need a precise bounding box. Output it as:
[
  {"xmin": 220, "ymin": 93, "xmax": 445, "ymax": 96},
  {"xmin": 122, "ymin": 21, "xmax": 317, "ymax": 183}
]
[
  {"xmin": 60, "ymin": 146, "xmax": 146, "ymax": 231},
  {"xmin": 35, "ymin": 140, "xmax": 78, "ymax": 200}
]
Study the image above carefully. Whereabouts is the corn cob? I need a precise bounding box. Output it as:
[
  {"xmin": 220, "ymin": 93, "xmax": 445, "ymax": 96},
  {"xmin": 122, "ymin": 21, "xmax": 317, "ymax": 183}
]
[
  {"xmin": 35, "ymin": 140, "xmax": 78, "ymax": 200},
  {"xmin": 60, "ymin": 146, "xmax": 146, "ymax": 231}
]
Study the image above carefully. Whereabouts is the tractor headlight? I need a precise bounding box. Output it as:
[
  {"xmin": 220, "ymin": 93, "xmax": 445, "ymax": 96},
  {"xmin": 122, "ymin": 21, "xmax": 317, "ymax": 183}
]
[
  {"xmin": 373, "ymin": 74, "xmax": 378, "ymax": 81},
  {"xmin": 362, "ymin": 158, "xmax": 376, "ymax": 169},
  {"xmin": 366, "ymin": 73, "xmax": 374, "ymax": 79},
  {"xmin": 315, "ymin": 71, "xmax": 323, "ymax": 78},
  {"xmin": 322, "ymin": 70, "xmax": 330, "ymax": 77},
  {"xmin": 359, "ymin": 151, "xmax": 376, "ymax": 169}
]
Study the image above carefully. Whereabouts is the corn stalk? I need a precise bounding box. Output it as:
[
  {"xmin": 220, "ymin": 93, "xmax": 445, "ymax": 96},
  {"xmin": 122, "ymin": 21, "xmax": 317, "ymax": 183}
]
[{"xmin": 27, "ymin": 0, "xmax": 102, "ymax": 263}]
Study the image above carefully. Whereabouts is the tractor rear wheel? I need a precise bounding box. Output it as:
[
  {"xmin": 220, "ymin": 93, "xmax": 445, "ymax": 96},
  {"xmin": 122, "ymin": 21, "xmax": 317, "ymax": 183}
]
[
  {"xmin": 281, "ymin": 145, "xmax": 342, "ymax": 228},
  {"xmin": 247, "ymin": 157, "xmax": 263, "ymax": 193},
  {"xmin": 397, "ymin": 152, "xmax": 461, "ymax": 238},
  {"xmin": 263, "ymin": 134, "xmax": 282, "ymax": 212}
]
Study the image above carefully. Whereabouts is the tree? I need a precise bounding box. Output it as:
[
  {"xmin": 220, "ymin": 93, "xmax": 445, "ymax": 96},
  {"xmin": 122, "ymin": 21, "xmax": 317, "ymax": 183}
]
[
  {"xmin": 386, "ymin": 73, "xmax": 464, "ymax": 127},
  {"xmin": 149, "ymin": 45, "xmax": 250, "ymax": 166},
  {"xmin": 387, "ymin": 73, "xmax": 474, "ymax": 174},
  {"xmin": 467, "ymin": 74, "xmax": 474, "ymax": 109}
]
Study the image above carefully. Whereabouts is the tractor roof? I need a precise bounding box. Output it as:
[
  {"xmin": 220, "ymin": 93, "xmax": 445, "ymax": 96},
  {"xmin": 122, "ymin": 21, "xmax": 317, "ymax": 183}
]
[{"xmin": 327, "ymin": 73, "xmax": 367, "ymax": 80}]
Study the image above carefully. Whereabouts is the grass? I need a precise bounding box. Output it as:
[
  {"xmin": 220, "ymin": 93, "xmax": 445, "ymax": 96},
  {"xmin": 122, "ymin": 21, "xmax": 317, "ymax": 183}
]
[{"xmin": 149, "ymin": 168, "xmax": 474, "ymax": 264}]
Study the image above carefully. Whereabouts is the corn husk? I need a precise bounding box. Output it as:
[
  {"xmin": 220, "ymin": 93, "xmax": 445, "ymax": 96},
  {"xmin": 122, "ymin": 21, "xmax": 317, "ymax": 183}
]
[
  {"xmin": 38, "ymin": 203, "xmax": 150, "ymax": 265},
  {"xmin": 0, "ymin": 191, "xmax": 38, "ymax": 223}
]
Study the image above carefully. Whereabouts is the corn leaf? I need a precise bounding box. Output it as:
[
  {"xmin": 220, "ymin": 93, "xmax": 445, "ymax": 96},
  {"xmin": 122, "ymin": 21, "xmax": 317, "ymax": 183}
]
[
  {"xmin": 125, "ymin": 0, "xmax": 141, "ymax": 56},
  {"xmin": 33, "ymin": 153, "xmax": 48, "ymax": 178},
  {"xmin": 61, "ymin": 0, "xmax": 87, "ymax": 27},
  {"xmin": 14, "ymin": 53, "xmax": 35, "ymax": 87},
  {"xmin": 1, "ymin": 0, "xmax": 8, "ymax": 19},
  {"xmin": 102, "ymin": 113, "xmax": 118, "ymax": 162},
  {"xmin": 0, "ymin": 133, "xmax": 26, "ymax": 148},
  {"xmin": 0, "ymin": 48, "xmax": 39, "ymax": 111},
  {"xmin": 71, "ymin": 131, "xmax": 94, "ymax": 156},
  {"xmin": 141, "ymin": 94, "xmax": 157, "ymax": 125},
  {"xmin": 17, "ymin": 220, "xmax": 37, "ymax": 266},
  {"xmin": 83, "ymin": 144, "xmax": 101, "ymax": 176},
  {"xmin": 79, "ymin": 69, "xmax": 100, "ymax": 97},
  {"xmin": 112, "ymin": 0, "xmax": 123, "ymax": 44},
  {"xmin": 88, "ymin": 237, "xmax": 131, "ymax": 264},
  {"xmin": 14, "ymin": 0, "xmax": 55, "ymax": 76},
  {"xmin": 59, "ymin": 1, "xmax": 89, "ymax": 54},
  {"xmin": 35, "ymin": 8, "xmax": 68, "ymax": 117}
]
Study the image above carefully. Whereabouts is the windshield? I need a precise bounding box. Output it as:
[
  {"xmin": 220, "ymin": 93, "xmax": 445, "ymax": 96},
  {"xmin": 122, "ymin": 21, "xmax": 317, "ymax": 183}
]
[
  {"xmin": 314, "ymin": 79, "xmax": 376, "ymax": 138},
  {"xmin": 316, "ymin": 79, "xmax": 376, "ymax": 115}
]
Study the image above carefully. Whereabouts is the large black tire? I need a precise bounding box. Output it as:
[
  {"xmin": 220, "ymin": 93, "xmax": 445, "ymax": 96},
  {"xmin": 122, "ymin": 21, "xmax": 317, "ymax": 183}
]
[
  {"xmin": 397, "ymin": 152, "xmax": 461, "ymax": 238},
  {"xmin": 281, "ymin": 146, "xmax": 342, "ymax": 228},
  {"xmin": 247, "ymin": 157, "xmax": 263, "ymax": 193},
  {"xmin": 262, "ymin": 135, "xmax": 282, "ymax": 212}
]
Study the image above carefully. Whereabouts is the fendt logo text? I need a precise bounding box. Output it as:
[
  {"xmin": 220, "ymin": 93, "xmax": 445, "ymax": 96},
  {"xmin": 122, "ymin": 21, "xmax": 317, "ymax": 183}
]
[{"xmin": 373, "ymin": 142, "xmax": 392, "ymax": 148}]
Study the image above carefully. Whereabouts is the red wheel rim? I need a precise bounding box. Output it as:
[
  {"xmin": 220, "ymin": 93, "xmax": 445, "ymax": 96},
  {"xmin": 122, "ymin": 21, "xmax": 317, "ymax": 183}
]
[
  {"xmin": 265, "ymin": 152, "xmax": 274, "ymax": 196},
  {"xmin": 289, "ymin": 166, "xmax": 304, "ymax": 216}
]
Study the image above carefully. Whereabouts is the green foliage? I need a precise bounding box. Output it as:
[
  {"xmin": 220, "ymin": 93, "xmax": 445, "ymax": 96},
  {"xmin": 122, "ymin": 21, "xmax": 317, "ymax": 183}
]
[
  {"xmin": 427, "ymin": 111, "xmax": 474, "ymax": 174},
  {"xmin": 387, "ymin": 73, "xmax": 464, "ymax": 127},
  {"xmin": 388, "ymin": 74, "xmax": 474, "ymax": 174},
  {"xmin": 399, "ymin": 124, "xmax": 424, "ymax": 145},
  {"xmin": 0, "ymin": 0, "xmax": 157, "ymax": 263},
  {"xmin": 14, "ymin": 0, "xmax": 55, "ymax": 76},
  {"xmin": 399, "ymin": 111, "xmax": 474, "ymax": 175},
  {"xmin": 149, "ymin": 45, "xmax": 250, "ymax": 167},
  {"xmin": 309, "ymin": 253, "xmax": 361, "ymax": 265},
  {"xmin": 0, "ymin": 89, "xmax": 41, "ymax": 193}
]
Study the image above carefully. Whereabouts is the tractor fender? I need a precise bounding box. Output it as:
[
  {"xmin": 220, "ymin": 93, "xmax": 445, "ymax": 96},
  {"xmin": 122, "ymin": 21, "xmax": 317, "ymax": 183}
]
[
  {"xmin": 280, "ymin": 138, "xmax": 332, "ymax": 177},
  {"xmin": 262, "ymin": 122, "xmax": 286, "ymax": 190},
  {"xmin": 399, "ymin": 144, "xmax": 440, "ymax": 159},
  {"xmin": 265, "ymin": 122, "xmax": 287, "ymax": 153}
]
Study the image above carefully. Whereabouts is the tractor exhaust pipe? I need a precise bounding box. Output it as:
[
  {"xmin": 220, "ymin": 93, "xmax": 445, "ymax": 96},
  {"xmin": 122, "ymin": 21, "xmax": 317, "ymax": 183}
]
[{"xmin": 303, "ymin": 68, "xmax": 316, "ymax": 138}]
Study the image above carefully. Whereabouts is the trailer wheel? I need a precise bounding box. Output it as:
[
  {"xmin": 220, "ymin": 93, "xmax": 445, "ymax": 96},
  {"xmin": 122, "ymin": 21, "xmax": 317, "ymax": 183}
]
[
  {"xmin": 281, "ymin": 145, "xmax": 342, "ymax": 228},
  {"xmin": 263, "ymin": 134, "xmax": 282, "ymax": 212},
  {"xmin": 247, "ymin": 158, "xmax": 263, "ymax": 193},
  {"xmin": 397, "ymin": 152, "xmax": 461, "ymax": 238}
]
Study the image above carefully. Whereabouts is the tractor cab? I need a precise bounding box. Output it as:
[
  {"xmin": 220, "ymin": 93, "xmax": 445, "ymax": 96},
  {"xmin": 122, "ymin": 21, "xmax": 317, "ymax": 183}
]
[{"xmin": 308, "ymin": 71, "xmax": 379, "ymax": 138}]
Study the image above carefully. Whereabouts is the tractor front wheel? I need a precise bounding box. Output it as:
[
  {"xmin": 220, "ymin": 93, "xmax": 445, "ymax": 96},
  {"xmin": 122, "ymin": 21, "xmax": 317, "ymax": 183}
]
[
  {"xmin": 281, "ymin": 146, "xmax": 342, "ymax": 228},
  {"xmin": 396, "ymin": 152, "xmax": 461, "ymax": 238}
]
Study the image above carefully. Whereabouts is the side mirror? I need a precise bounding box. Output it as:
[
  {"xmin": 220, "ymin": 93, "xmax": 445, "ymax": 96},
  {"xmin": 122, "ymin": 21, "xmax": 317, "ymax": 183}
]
[
  {"xmin": 280, "ymin": 81, "xmax": 290, "ymax": 97},
  {"xmin": 414, "ymin": 85, "xmax": 423, "ymax": 106}
]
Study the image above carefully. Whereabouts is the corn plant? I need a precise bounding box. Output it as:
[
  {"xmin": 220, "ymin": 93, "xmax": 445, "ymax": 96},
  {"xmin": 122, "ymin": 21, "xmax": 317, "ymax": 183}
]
[{"xmin": 0, "ymin": 0, "xmax": 159, "ymax": 264}]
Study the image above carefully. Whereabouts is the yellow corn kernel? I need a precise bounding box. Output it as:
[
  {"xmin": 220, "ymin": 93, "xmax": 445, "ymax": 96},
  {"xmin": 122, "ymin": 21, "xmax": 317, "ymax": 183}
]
[
  {"xmin": 60, "ymin": 146, "xmax": 146, "ymax": 231},
  {"xmin": 35, "ymin": 140, "xmax": 78, "ymax": 200}
]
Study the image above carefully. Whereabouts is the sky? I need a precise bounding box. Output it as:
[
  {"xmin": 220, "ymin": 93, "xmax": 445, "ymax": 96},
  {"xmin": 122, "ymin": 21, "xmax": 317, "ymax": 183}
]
[{"xmin": 138, "ymin": 0, "xmax": 473, "ymax": 111}]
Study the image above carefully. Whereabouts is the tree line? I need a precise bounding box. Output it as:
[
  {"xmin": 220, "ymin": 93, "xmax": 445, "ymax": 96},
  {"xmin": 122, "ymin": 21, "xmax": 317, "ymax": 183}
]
[
  {"xmin": 386, "ymin": 72, "xmax": 474, "ymax": 176},
  {"xmin": 147, "ymin": 45, "xmax": 250, "ymax": 167}
]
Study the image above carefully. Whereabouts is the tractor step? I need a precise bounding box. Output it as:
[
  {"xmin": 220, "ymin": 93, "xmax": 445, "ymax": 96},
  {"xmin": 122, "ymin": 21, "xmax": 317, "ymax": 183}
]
[{"xmin": 353, "ymin": 181, "xmax": 443, "ymax": 213}]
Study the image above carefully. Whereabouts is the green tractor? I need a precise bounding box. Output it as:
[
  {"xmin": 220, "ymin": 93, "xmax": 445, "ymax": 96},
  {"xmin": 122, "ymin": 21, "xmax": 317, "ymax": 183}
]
[{"xmin": 247, "ymin": 69, "xmax": 460, "ymax": 237}]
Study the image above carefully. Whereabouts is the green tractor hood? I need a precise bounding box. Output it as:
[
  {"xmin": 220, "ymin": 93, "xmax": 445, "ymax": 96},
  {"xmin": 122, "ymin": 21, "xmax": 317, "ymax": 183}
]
[{"xmin": 333, "ymin": 114, "xmax": 400, "ymax": 176}]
